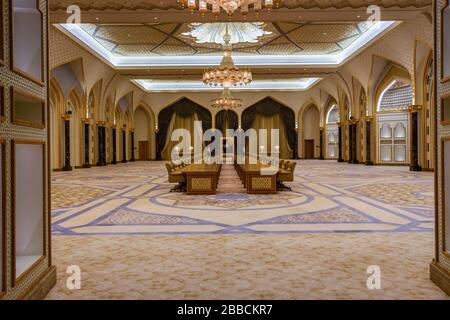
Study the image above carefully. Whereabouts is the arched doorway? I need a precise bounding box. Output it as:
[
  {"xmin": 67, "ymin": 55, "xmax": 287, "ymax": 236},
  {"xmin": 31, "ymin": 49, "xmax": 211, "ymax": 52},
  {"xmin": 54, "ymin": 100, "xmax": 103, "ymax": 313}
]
[
  {"xmin": 134, "ymin": 106, "xmax": 151, "ymax": 161},
  {"xmin": 302, "ymin": 104, "xmax": 320, "ymax": 159}
]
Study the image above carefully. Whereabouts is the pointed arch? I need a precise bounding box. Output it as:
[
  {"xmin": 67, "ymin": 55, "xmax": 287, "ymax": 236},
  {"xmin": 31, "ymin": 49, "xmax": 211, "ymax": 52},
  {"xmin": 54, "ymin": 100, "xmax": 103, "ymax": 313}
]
[
  {"xmin": 66, "ymin": 88, "xmax": 83, "ymax": 167},
  {"xmin": 157, "ymin": 97, "xmax": 212, "ymax": 160},
  {"xmin": 373, "ymin": 63, "xmax": 412, "ymax": 114},
  {"xmin": 300, "ymin": 103, "xmax": 321, "ymax": 159},
  {"xmin": 49, "ymin": 77, "xmax": 65, "ymax": 170},
  {"xmin": 241, "ymin": 97, "xmax": 296, "ymax": 159},
  {"xmin": 134, "ymin": 105, "xmax": 153, "ymax": 160}
]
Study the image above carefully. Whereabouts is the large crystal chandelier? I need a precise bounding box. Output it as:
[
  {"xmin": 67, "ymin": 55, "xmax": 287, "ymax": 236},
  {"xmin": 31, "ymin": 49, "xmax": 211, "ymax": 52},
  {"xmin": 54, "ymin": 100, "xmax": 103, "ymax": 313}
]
[
  {"xmin": 178, "ymin": 0, "xmax": 280, "ymax": 16},
  {"xmin": 203, "ymin": 25, "xmax": 252, "ymax": 88},
  {"xmin": 211, "ymin": 88, "xmax": 242, "ymax": 109}
]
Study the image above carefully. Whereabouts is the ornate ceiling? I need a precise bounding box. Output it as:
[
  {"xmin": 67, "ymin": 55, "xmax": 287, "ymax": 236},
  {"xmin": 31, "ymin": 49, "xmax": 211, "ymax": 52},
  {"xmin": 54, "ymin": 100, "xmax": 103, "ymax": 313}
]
[
  {"xmin": 49, "ymin": 0, "xmax": 432, "ymax": 11},
  {"xmin": 74, "ymin": 21, "xmax": 378, "ymax": 57}
]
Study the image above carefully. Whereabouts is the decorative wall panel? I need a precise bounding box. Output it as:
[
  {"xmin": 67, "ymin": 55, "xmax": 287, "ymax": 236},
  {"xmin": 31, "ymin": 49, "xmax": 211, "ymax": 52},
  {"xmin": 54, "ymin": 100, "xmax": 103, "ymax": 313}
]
[
  {"xmin": 444, "ymin": 139, "xmax": 450, "ymax": 254},
  {"xmin": 10, "ymin": 0, "xmax": 43, "ymax": 84},
  {"xmin": 442, "ymin": 1, "xmax": 450, "ymax": 82},
  {"xmin": 12, "ymin": 142, "xmax": 45, "ymax": 283},
  {"xmin": 0, "ymin": 0, "xmax": 54, "ymax": 300},
  {"xmin": 377, "ymin": 113, "xmax": 409, "ymax": 164},
  {"xmin": 0, "ymin": 141, "xmax": 4, "ymax": 297},
  {"xmin": 431, "ymin": 0, "xmax": 450, "ymax": 295}
]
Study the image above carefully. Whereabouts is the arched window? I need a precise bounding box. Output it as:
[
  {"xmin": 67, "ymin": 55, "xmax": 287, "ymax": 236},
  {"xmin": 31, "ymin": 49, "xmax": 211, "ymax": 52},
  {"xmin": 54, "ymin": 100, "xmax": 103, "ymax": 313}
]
[
  {"xmin": 378, "ymin": 80, "xmax": 413, "ymax": 112},
  {"xmin": 326, "ymin": 105, "xmax": 340, "ymax": 124},
  {"xmin": 326, "ymin": 105, "xmax": 339, "ymax": 159},
  {"xmin": 376, "ymin": 78, "xmax": 410, "ymax": 164}
]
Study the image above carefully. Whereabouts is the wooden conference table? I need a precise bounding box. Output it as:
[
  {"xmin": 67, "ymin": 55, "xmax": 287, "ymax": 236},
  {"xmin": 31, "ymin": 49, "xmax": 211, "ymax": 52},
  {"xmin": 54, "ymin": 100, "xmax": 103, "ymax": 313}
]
[
  {"xmin": 234, "ymin": 163, "xmax": 279, "ymax": 194},
  {"xmin": 181, "ymin": 164, "xmax": 222, "ymax": 195}
]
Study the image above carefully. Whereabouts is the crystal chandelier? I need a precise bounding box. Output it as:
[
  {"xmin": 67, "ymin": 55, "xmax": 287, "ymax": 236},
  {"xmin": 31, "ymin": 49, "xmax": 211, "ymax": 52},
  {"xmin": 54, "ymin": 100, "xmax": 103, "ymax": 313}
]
[
  {"xmin": 211, "ymin": 88, "xmax": 243, "ymax": 109},
  {"xmin": 178, "ymin": 0, "xmax": 280, "ymax": 16},
  {"xmin": 203, "ymin": 25, "xmax": 252, "ymax": 88}
]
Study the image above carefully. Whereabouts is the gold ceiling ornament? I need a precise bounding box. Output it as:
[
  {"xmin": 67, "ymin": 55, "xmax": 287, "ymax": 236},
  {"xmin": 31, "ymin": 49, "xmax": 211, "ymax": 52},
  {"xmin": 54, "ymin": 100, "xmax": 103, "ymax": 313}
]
[
  {"xmin": 203, "ymin": 24, "xmax": 253, "ymax": 88},
  {"xmin": 178, "ymin": 0, "xmax": 280, "ymax": 16},
  {"xmin": 211, "ymin": 88, "xmax": 243, "ymax": 109}
]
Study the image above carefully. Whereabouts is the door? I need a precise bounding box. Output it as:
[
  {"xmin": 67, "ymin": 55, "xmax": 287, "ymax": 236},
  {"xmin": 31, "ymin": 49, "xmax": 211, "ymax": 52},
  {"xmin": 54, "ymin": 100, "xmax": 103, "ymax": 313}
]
[
  {"xmin": 139, "ymin": 141, "xmax": 149, "ymax": 160},
  {"xmin": 305, "ymin": 139, "xmax": 315, "ymax": 159}
]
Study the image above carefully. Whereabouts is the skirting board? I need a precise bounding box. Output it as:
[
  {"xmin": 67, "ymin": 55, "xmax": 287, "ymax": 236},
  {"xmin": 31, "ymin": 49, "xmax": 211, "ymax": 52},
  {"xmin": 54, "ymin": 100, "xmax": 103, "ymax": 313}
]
[
  {"xmin": 430, "ymin": 261, "xmax": 450, "ymax": 296},
  {"xmin": 19, "ymin": 266, "xmax": 57, "ymax": 300}
]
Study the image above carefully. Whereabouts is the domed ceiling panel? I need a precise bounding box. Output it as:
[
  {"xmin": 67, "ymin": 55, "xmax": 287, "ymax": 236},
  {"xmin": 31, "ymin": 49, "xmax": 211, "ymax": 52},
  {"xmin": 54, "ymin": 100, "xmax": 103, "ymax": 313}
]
[{"xmin": 72, "ymin": 21, "xmax": 386, "ymax": 57}]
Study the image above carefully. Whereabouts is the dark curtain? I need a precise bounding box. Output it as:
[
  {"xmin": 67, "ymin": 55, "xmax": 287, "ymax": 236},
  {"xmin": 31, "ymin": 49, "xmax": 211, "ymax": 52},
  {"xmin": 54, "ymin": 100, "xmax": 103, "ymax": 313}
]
[
  {"xmin": 215, "ymin": 110, "xmax": 239, "ymax": 133},
  {"xmin": 242, "ymin": 97, "xmax": 296, "ymax": 158},
  {"xmin": 157, "ymin": 98, "xmax": 212, "ymax": 160}
]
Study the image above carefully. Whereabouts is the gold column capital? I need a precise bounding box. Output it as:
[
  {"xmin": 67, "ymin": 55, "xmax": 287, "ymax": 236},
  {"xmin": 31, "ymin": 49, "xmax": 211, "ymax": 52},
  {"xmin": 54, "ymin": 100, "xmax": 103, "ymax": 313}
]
[{"xmin": 408, "ymin": 105, "xmax": 422, "ymax": 113}]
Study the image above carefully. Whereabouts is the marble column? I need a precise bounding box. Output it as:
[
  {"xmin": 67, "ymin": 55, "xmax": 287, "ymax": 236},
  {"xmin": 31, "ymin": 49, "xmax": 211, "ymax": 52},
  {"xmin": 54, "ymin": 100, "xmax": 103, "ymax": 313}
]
[
  {"xmin": 96, "ymin": 123, "xmax": 106, "ymax": 166},
  {"xmin": 102, "ymin": 127, "xmax": 107, "ymax": 165},
  {"xmin": 112, "ymin": 127, "xmax": 117, "ymax": 164},
  {"xmin": 319, "ymin": 127, "xmax": 324, "ymax": 160},
  {"xmin": 351, "ymin": 121, "xmax": 359, "ymax": 164},
  {"xmin": 62, "ymin": 115, "xmax": 72, "ymax": 171},
  {"xmin": 365, "ymin": 117, "xmax": 374, "ymax": 165},
  {"xmin": 83, "ymin": 121, "xmax": 91, "ymax": 168},
  {"xmin": 130, "ymin": 130, "xmax": 136, "ymax": 162},
  {"xmin": 121, "ymin": 129, "xmax": 127, "ymax": 163},
  {"xmin": 338, "ymin": 123, "xmax": 344, "ymax": 162},
  {"xmin": 155, "ymin": 130, "xmax": 161, "ymax": 161},
  {"xmin": 347, "ymin": 123, "xmax": 353, "ymax": 163},
  {"xmin": 409, "ymin": 105, "xmax": 422, "ymax": 171}
]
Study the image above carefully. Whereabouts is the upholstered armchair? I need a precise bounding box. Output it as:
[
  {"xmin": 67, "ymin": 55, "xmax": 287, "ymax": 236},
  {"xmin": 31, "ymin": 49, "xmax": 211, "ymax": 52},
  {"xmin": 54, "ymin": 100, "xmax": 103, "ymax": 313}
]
[
  {"xmin": 165, "ymin": 162, "xmax": 186, "ymax": 192},
  {"xmin": 277, "ymin": 161, "xmax": 297, "ymax": 191}
]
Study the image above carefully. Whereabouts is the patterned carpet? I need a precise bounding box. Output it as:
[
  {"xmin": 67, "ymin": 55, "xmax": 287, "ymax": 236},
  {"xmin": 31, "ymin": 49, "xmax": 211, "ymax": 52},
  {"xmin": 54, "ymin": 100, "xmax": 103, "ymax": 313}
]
[
  {"xmin": 47, "ymin": 161, "xmax": 448, "ymax": 299},
  {"xmin": 51, "ymin": 161, "xmax": 434, "ymax": 235}
]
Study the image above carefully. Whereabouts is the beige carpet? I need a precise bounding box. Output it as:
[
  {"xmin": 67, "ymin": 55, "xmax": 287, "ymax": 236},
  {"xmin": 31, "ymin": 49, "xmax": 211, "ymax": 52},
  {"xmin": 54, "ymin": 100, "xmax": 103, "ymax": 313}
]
[
  {"xmin": 47, "ymin": 232, "xmax": 447, "ymax": 300},
  {"xmin": 46, "ymin": 161, "xmax": 448, "ymax": 299}
]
